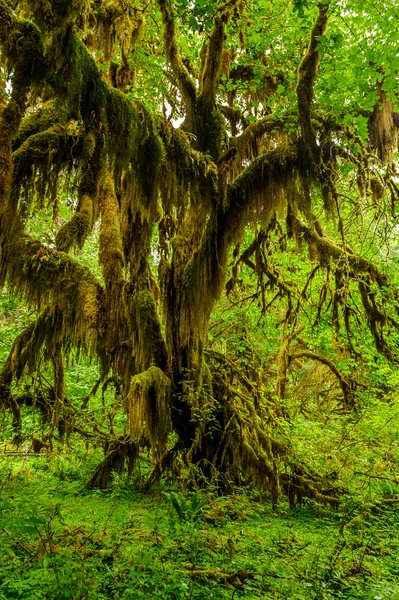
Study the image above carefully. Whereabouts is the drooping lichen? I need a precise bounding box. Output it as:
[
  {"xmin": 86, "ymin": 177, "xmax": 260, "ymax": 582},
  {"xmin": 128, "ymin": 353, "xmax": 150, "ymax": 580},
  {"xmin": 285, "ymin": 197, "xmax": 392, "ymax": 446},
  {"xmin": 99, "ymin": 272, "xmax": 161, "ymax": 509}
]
[{"xmin": 126, "ymin": 365, "xmax": 171, "ymax": 456}]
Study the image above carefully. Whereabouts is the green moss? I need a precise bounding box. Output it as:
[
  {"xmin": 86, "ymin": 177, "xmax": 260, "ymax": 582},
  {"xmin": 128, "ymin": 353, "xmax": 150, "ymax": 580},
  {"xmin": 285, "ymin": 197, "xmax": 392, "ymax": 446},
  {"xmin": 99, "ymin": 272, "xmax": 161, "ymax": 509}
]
[
  {"xmin": 159, "ymin": 122, "xmax": 217, "ymax": 213},
  {"xmin": 11, "ymin": 125, "xmax": 67, "ymax": 206},
  {"xmin": 99, "ymin": 177, "xmax": 125, "ymax": 286},
  {"xmin": 226, "ymin": 143, "xmax": 299, "ymax": 245},
  {"xmin": 30, "ymin": 0, "xmax": 85, "ymax": 30},
  {"xmin": 135, "ymin": 113, "xmax": 165, "ymax": 208},
  {"xmin": 52, "ymin": 27, "xmax": 105, "ymax": 121},
  {"xmin": 16, "ymin": 101, "xmax": 62, "ymax": 148},
  {"xmin": 6, "ymin": 236, "xmax": 103, "ymax": 351},
  {"xmin": 1, "ymin": 14, "xmax": 45, "ymax": 87},
  {"xmin": 126, "ymin": 365, "xmax": 171, "ymax": 455},
  {"xmin": 106, "ymin": 87, "xmax": 140, "ymax": 174},
  {"xmin": 194, "ymin": 97, "xmax": 226, "ymax": 162},
  {"xmin": 13, "ymin": 127, "xmax": 64, "ymax": 162},
  {"xmin": 56, "ymin": 194, "xmax": 93, "ymax": 252},
  {"xmin": 129, "ymin": 287, "xmax": 168, "ymax": 373}
]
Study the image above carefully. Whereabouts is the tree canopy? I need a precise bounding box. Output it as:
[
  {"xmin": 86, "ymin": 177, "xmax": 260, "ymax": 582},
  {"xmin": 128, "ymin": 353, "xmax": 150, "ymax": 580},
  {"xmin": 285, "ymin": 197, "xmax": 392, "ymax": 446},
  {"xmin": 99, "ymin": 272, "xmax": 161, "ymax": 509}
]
[{"xmin": 1, "ymin": 0, "xmax": 399, "ymax": 503}]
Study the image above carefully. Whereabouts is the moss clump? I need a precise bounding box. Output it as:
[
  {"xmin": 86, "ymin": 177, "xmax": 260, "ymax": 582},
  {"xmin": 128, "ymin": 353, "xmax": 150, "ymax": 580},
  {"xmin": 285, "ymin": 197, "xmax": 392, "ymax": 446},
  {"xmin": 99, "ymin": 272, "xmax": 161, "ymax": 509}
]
[
  {"xmin": 56, "ymin": 194, "xmax": 93, "ymax": 252},
  {"xmin": 106, "ymin": 87, "xmax": 140, "ymax": 173},
  {"xmin": 6, "ymin": 236, "xmax": 103, "ymax": 352},
  {"xmin": 0, "ymin": 11, "xmax": 45, "ymax": 87},
  {"xmin": 16, "ymin": 101, "xmax": 62, "ymax": 148},
  {"xmin": 30, "ymin": 0, "xmax": 86, "ymax": 31},
  {"xmin": 135, "ymin": 113, "xmax": 165, "ymax": 208},
  {"xmin": 53, "ymin": 26, "xmax": 106, "ymax": 121},
  {"xmin": 99, "ymin": 176, "xmax": 125, "ymax": 286},
  {"xmin": 194, "ymin": 97, "xmax": 226, "ymax": 163},
  {"xmin": 87, "ymin": 0, "xmax": 144, "ymax": 64},
  {"xmin": 13, "ymin": 126, "xmax": 65, "ymax": 162},
  {"xmin": 159, "ymin": 122, "xmax": 217, "ymax": 213},
  {"xmin": 129, "ymin": 286, "xmax": 168, "ymax": 373},
  {"xmin": 126, "ymin": 366, "xmax": 171, "ymax": 457}
]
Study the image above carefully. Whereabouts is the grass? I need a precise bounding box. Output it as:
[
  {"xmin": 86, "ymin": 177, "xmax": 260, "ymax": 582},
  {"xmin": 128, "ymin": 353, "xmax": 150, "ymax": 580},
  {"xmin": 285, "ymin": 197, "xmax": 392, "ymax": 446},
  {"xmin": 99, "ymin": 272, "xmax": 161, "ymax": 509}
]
[{"xmin": 0, "ymin": 452, "xmax": 399, "ymax": 599}]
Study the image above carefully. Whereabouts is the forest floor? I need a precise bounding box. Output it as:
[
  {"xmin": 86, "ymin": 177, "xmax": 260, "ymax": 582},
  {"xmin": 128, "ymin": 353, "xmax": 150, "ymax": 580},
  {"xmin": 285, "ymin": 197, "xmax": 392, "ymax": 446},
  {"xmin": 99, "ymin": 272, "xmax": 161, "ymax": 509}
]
[{"xmin": 0, "ymin": 451, "xmax": 398, "ymax": 600}]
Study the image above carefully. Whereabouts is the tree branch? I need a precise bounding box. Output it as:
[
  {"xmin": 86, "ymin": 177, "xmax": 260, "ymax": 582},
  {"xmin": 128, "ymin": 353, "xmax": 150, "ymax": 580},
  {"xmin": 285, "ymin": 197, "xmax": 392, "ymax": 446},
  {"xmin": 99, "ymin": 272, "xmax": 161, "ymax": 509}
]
[
  {"xmin": 296, "ymin": 1, "xmax": 330, "ymax": 159},
  {"xmin": 290, "ymin": 350, "xmax": 355, "ymax": 406},
  {"xmin": 291, "ymin": 214, "xmax": 389, "ymax": 287},
  {"xmin": 200, "ymin": 2, "xmax": 233, "ymax": 104},
  {"xmin": 224, "ymin": 142, "xmax": 300, "ymax": 246},
  {"xmin": 157, "ymin": 0, "xmax": 197, "ymax": 111}
]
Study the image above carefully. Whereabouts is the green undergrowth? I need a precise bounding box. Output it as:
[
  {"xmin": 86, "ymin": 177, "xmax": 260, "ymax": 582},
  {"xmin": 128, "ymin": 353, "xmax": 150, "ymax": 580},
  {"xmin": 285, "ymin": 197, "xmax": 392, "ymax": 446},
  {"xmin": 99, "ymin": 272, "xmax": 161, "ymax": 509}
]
[{"xmin": 0, "ymin": 454, "xmax": 399, "ymax": 599}]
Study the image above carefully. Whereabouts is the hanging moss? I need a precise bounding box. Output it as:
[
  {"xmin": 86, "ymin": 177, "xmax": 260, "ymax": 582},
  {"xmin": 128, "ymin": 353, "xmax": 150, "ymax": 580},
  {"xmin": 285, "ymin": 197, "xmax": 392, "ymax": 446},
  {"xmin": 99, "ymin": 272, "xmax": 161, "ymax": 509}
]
[
  {"xmin": 106, "ymin": 87, "xmax": 140, "ymax": 171},
  {"xmin": 52, "ymin": 26, "xmax": 106, "ymax": 121},
  {"xmin": 135, "ymin": 113, "xmax": 165, "ymax": 208},
  {"xmin": 369, "ymin": 83, "xmax": 397, "ymax": 164},
  {"xmin": 159, "ymin": 122, "xmax": 217, "ymax": 213},
  {"xmin": 13, "ymin": 125, "xmax": 65, "ymax": 163},
  {"xmin": 5, "ymin": 236, "xmax": 104, "ymax": 358},
  {"xmin": 85, "ymin": 436, "xmax": 138, "ymax": 489},
  {"xmin": 370, "ymin": 177, "xmax": 385, "ymax": 204},
  {"xmin": 0, "ymin": 6, "xmax": 45, "ymax": 88},
  {"xmin": 126, "ymin": 365, "xmax": 171, "ymax": 456},
  {"xmin": 226, "ymin": 142, "xmax": 300, "ymax": 246},
  {"xmin": 87, "ymin": 0, "xmax": 144, "ymax": 63},
  {"xmin": 29, "ymin": 0, "xmax": 86, "ymax": 31},
  {"xmin": 11, "ymin": 124, "xmax": 70, "ymax": 208}
]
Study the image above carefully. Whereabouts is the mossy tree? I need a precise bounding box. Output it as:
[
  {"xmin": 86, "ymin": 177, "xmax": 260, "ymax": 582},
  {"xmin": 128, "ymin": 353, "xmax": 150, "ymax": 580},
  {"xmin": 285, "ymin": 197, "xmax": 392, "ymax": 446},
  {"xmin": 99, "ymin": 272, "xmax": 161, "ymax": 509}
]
[{"xmin": 1, "ymin": 0, "xmax": 399, "ymax": 502}]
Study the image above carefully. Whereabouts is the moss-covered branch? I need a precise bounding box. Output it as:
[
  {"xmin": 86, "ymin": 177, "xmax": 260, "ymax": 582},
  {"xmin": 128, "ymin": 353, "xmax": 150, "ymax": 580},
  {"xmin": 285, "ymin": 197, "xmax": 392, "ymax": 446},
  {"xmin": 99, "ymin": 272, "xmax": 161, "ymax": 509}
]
[
  {"xmin": 200, "ymin": 1, "xmax": 235, "ymax": 104},
  {"xmin": 56, "ymin": 195, "xmax": 94, "ymax": 252},
  {"xmin": 169, "ymin": 144, "xmax": 299, "ymax": 362},
  {"xmin": 157, "ymin": 0, "xmax": 197, "ymax": 110},
  {"xmin": 296, "ymin": 1, "xmax": 330, "ymax": 158},
  {"xmin": 128, "ymin": 278, "xmax": 168, "ymax": 373},
  {"xmin": 224, "ymin": 142, "xmax": 300, "ymax": 246},
  {"xmin": 230, "ymin": 112, "xmax": 296, "ymax": 163},
  {"xmin": 5, "ymin": 236, "xmax": 103, "ymax": 337},
  {"xmin": 159, "ymin": 122, "xmax": 218, "ymax": 212},
  {"xmin": 99, "ymin": 175, "xmax": 125, "ymax": 287},
  {"xmin": 291, "ymin": 215, "xmax": 388, "ymax": 287},
  {"xmin": 0, "ymin": 2, "xmax": 46, "ymax": 253},
  {"xmin": 290, "ymin": 350, "xmax": 355, "ymax": 406}
]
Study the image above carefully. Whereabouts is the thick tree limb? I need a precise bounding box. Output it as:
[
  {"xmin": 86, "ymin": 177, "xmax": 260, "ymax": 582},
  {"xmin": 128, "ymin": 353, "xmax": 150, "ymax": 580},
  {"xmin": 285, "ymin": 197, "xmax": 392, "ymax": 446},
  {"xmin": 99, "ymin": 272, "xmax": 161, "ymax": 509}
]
[
  {"xmin": 200, "ymin": 1, "xmax": 235, "ymax": 104},
  {"xmin": 5, "ymin": 235, "xmax": 104, "ymax": 328},
  {"xmin": 157, "ymin": 0, "xmax": 197, "ymax": 110},
  {"xmin": 296, "ymin": 1, "xmax": 330, "ymax": 159},
  {"xmin": 224, "ymin": 142, "xmax": 300, "ymax": 245},
  {"xmin": 56, "ymin": 195, "xmax": 94, "ymax": 253},
  {"xmin": 0, "ymin": 3, "xmax": 45, "ymax": 266}
]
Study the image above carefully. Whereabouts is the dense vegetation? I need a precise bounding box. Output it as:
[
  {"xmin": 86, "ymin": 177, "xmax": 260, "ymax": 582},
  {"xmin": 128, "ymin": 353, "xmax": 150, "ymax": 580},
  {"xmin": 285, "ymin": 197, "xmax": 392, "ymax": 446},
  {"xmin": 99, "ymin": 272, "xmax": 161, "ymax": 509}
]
[{"xmin": 1, "ymin": 0, "xmax": 399, "ymax": 597}]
